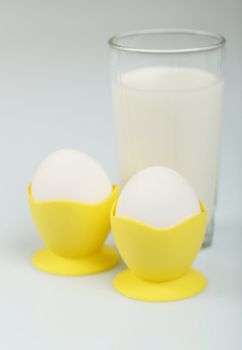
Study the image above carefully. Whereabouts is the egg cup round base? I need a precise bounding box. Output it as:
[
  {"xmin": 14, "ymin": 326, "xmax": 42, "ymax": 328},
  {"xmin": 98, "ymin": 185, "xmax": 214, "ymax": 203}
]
[
  {"xmin": 32, "ymin": 245, "xmax": 118, "ymax": 276},
  {"xmin": 113, "ymin": 268, "xmax": 206, "ymax": 302}
]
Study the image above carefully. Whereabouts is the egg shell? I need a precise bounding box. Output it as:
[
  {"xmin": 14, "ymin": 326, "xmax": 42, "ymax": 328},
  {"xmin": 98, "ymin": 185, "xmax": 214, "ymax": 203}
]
[
  {"xmin": 31, "ymin": 149, "xmax": 112, "ymax": 203},
  {"xmin": 116, "ymin": 166, "xmax": 200, "ymax": 229}
]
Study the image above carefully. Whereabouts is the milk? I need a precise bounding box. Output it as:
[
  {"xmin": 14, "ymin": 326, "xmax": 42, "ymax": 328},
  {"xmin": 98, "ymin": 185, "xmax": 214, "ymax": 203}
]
[{"xmin": 112, "ymin": 67, "xmax": 224, "ymax": 222}]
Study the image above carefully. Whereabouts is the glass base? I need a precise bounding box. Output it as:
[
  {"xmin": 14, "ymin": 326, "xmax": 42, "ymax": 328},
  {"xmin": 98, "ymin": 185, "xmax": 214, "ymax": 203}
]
[{"xmin": 202, "ymin": 216, "xmax": 215, "ymax": 248}]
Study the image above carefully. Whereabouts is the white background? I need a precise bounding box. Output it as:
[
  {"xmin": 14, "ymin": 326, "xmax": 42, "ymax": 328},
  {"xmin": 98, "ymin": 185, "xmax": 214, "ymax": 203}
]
[{"xmin": 0, "ymin": 1, "xmax": 241, "ymax": 349}]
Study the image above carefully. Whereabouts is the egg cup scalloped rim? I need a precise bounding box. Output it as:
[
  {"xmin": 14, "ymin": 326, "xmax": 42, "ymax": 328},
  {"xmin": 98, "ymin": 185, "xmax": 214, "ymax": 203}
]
[
  {"xmin": 111, "ymin": 199, "xmax": 206, "ymax": 233},
  {"xmin": 28, "ymin": 183, "xmax": 119, "ymax": 207}
]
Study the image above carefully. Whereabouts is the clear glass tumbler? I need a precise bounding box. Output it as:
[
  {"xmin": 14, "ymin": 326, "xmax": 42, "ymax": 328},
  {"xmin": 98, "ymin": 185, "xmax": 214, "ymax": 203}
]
[{"xmin": 109, "ymin": 29, "xmax": 225, "ymax": 247}]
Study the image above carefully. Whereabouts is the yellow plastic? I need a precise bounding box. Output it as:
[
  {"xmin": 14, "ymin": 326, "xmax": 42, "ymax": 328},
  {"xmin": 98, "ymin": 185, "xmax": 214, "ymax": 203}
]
[
  {"xmin": 28, "ymin": 184, "xmax": 119, "ymax": 276},
  {"xmin": 111, "ymin": 201, "xmax": 207, "ymax": 302}
]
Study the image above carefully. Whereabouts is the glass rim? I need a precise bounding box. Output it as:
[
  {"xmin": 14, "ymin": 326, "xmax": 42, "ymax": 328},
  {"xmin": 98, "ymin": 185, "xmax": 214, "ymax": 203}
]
[{"xmin": 108, "ymin": 28, "xmax": 226, "ymax": 54}]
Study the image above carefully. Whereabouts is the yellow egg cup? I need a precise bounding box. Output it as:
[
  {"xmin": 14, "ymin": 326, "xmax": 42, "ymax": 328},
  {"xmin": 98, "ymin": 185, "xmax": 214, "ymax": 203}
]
[
  {"xmin": 111, "ymin": 202, "xmax": 207, "ymax": 302},
  {"xmin": 28, "ymin": 184, "xmax": 119, "ymax": 276}
]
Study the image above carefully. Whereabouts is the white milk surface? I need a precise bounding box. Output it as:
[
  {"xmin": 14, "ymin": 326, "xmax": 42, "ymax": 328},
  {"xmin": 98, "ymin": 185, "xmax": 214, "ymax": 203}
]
[{"xmin": 113, "ymin": 67, "xmax": 224, "ymax": 221}]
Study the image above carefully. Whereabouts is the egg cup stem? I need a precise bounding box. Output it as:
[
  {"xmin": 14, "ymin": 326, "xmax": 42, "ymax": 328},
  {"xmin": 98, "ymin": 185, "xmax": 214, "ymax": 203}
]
[
  {"xmin": 32, "ymin": 245, "xmax": 118, "ymax": 276},
  {"xmin": 114, "ymin": 268, "xmax": 206, "ymax": 302}
]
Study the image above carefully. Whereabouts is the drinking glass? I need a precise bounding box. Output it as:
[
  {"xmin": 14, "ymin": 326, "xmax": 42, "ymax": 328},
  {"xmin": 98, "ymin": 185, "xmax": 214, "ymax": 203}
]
[{"xmin": 109, "ymin": 29, "xmax": 225, "ymax": 247}]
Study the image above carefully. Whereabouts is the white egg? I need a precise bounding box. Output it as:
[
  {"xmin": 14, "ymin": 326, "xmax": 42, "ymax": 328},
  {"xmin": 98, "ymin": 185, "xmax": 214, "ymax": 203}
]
[
  {"xmin": 116, "ymin": 166, "xmax": 200, "ymax": 228},
  {"xmin": 31, "ymin": 149, "xmax": 112, "ymax": 203}
]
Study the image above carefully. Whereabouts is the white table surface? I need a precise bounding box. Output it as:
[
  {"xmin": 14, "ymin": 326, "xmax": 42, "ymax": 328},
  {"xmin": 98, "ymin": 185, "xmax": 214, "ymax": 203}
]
[{"xmin": 1, "ymin": 222, "xmax": 241, "ymax": 350}]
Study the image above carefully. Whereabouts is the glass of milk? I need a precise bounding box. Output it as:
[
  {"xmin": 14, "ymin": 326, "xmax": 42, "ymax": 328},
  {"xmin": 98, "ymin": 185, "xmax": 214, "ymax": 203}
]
[{"xmin": 109, "ymin": 29, "xmax": 225, "ymax": 247}]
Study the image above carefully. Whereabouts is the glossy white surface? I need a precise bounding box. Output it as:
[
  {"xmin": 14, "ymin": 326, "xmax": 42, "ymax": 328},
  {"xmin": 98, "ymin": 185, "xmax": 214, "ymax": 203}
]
[{"xmin": 1, "ymin": 223, "xmax": 241, "ymax": 350}]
